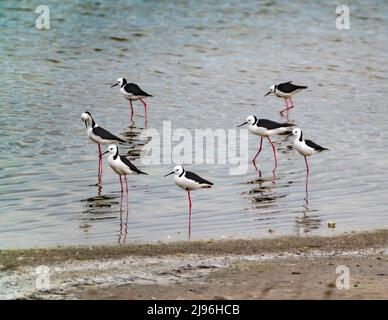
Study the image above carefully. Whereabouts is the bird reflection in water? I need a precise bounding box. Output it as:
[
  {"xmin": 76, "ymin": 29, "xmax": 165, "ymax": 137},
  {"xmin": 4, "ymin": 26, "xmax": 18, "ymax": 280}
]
[
  {"xmin": 80, "ymin": 193, "xmax": 130, "ymax": 244},
  {"xmin": 117, "ymin": 188, "xmax": 129, "ymax": 244},
  {"xmin": 80, "ymin": 194, "xmax": 118, "ymax": 222},
  {"xmin": 244, "ymin": 175, "xmax": 290, "ymax": 210},
  {"xmin": 294, "ymin": 199, "xmax": 321, "ymax": 234}
]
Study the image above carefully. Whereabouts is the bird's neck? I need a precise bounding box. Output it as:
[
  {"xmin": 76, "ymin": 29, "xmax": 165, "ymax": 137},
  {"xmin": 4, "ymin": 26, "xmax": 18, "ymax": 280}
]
[
  {"xmin": 86, "ymin": 118, "xmax": 96, "ymax": 128},
  {"xmin": 113, "ymin": 149, "xmax": 119, "ymax": 160},
  {"xmin": 121, "ymin": 79, "xmax": 127, "ymax": 88}
]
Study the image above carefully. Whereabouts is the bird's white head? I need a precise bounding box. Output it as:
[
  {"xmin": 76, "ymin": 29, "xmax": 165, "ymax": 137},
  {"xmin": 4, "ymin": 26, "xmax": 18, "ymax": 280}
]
[
  {"xmin": 237, "ymin": 115, "xmax": 257, "ymax": 128},
  {"xmin": 264, "ymin": 85, "xmax": 275, "ymax": 96},
  {"xmin": 101, "ymin": 144, "xmax": 118, "ymax": 157},
  {"xmin": 164, "ymin": 165, "xmax": 184, "ymax": 177},
  {"xmin": 173, "ymin": 165, "xmax": 184, "ymax": 175},
  {"xmin": 107, "ymin": 144, "xmax": 118, "ymax": 155},
  {"xmin": 81, "ymin": 111, "xmax": 94, "ymax": 127},
  {"xmin": 111, "ymin": 77, "xmax": 126, "ymax": 88},
  {"xmin": 292, "ymin": 128, "xmax": 302, "ymax": 137},
  {"xmin": 246, "ymin": 115, "xmax": 257, "ymax": 125}
]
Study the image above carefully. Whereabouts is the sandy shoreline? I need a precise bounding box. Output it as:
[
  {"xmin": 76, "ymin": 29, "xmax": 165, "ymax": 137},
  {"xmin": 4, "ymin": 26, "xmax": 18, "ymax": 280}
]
[{"xmin": 1, "ymin": 230, "xmax": 388, "ymax": 299}]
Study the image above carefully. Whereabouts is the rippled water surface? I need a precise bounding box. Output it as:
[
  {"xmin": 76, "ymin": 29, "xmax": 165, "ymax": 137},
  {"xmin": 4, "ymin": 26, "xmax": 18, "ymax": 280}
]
[{"xmin": 1, "ymin": 0, "xmax": 388, "ymax": 248}]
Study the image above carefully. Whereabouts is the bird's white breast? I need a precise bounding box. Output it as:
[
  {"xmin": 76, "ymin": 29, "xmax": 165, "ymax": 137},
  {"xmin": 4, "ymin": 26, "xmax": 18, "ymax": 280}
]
[
  {"xmin": 293, "ymin": 139, "xmax": 315, "ymax": 157},
  {"xmin": 108, "ymin": 156, "xmax": 132, "ymax": 175},
  {"xmin": 248, "ymin": 125, "xmax": 268, "ymax": 137},
  {"xmin": 174, "ymin": 175, "xmax": 202, "ymax": 191}
]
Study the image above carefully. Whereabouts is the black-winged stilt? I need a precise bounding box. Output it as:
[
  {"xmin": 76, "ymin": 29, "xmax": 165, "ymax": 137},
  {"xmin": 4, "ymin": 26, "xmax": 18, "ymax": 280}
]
[
  {"xmin": 164, "ymin": 165, "xmax": 213, "ymax": 240},
  {"xmin": 111, "ymin": 78, "xmax": 153, "ymax": 124},
  {"xmin": 264, "ymin": 81, "xmax": 307, "ymax": 115},
  {"xmin": 238, "ymin": 115, "xmax": 294, "ymax": 173},
  {"xmin": 102, "ymin": 144, "xmax": 148, "ymax": 226},
  {"xmin": 81, "ymin": 112, "xmax": 125, "ymax": 183},
  {"xmin": 292, "ymin": 128, "xmax": 328, "ymax": 198}
]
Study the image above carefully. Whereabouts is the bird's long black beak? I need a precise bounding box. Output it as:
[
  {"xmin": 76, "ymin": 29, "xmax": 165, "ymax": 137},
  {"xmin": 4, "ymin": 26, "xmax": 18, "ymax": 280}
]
[
  {"xmin": 111, "ymin": 83, "xmax": 118, "ymax": 88},
  {"xmin": 164, "ymin": 171, "xmax": 174, "ymax": 177},
  {"xmin": 101, "ymin": 150, "xmax": 109, "ymax": 156},
  {"xmin": 237, "ymin": 121, "xmax": 247, "ymax": 128},
  {"xmin": 264, "ymin": 91, "xmax": 271, "ymax": 97}
]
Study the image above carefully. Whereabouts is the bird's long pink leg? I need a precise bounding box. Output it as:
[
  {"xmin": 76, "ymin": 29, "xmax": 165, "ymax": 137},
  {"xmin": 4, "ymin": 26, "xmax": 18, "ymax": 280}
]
[
  {"xmin": 252, "ymin": 137, "xmax": 263, "ymax": 170},
  {"xmin": 139, "ymin": 98, "xmax": 148, "ymax": 125},
  {"xmin": 124, "ymin": 175, "xmax": 129, "ymax": 214},
  {"xmin": 187, "ymin": 190, "xmax": 192, "ymax": 241},
  {"xmin": 129, "ymin": 100, "xmax": 134, "ymax": 122},
  {"xmin": 118, "ymin": 175, "xmax": 123, "ymax": 243},
  {"xmin": 124, "ymin": 175, "xmax": 129, "ymax": 243},
  {"xmin": 304, "ymin": 156, "xmax": 309, "ymax": 198},
  {"xmin": 267, "ymin": 137, "xmax": 278, "ymax": 173},
  {"xmin": 280, "ymin": 98, "xmax": 289, "ymax": 115},
  {"xmin": 289, "ymin": 97, "xmax": 295, "ymax": 110},
  {"xmin": 98, "ymin": 144, "xmax": 102, "ymax": 181}
]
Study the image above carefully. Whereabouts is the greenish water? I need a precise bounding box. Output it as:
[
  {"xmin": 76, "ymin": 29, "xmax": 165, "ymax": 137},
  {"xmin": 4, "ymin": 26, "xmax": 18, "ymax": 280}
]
[{"xmin": 1, "ymin": 0, "xmax": 388, "ymax": 248}]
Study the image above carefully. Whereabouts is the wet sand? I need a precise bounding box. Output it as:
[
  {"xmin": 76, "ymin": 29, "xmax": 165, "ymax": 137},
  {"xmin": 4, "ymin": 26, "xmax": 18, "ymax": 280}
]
[{"xmin": 1, "ymin": 230, "xmax": 387, "ymax": 299}]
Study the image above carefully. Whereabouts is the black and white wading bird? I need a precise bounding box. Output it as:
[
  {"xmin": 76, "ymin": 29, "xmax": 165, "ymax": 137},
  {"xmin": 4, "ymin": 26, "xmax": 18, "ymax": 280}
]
[
  {"xmin": 81, "ymin": 112, "xmax": 125, "ymax": 182},
  {"xmin": 264, "ymin": 81, "xmax": 307, "ymax": 115},
  {"xmin": 164, "ymin": 165, "xmax": 213, "ymax": 240},
  {"xmin": 111, "ymin": 78, "xmax": 153, "ymax": 124},
  {"xmin": 292, "ymin": 128, "xmax": 328, "ymax": 198},
  {"xmin": 238, "ymin": 115, "xmax": 294, "ymax": 173},
  {"xmin": 102, "ymin": 144, "xmax": 148, "ymax": 214}
]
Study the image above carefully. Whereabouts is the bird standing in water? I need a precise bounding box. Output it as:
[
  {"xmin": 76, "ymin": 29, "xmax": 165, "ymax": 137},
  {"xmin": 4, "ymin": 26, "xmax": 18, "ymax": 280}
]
[
  {"xmin": 111, "ymin": 77, "xmax": 153, "ymax": 124},
  {"xmin": 238, "ymin": 115, "xmax": 294, "ymax": 173},
  {"xmin": 292, "ymin": 128, "xmax": 328, "ymax": 200},
  {"xmin": 265, "ymin": 81, "xmax": 307, "ymax": 115},
  {"xmin": 81, "ymin": 111, "xmax": 125, "ymax": 185},
  {"xmin": 102, "ymin": 144, "xmax": 148, "ymax": 240},
  {"xmin": 164, "ymin": 165, "xmax": 213, "ymax": 240}
]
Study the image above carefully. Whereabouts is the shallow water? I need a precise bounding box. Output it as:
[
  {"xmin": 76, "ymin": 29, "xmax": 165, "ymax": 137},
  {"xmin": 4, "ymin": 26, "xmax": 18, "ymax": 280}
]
[{"xmin": 1, "ymin": 0, "xmax": 388, "ymax": 249}]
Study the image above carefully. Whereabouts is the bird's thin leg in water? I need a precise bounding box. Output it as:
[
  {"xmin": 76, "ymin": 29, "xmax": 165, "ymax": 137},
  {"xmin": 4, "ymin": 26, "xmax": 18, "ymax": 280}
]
[
  {"xmin": 305, "ymin": 156, "xmax": 309, "ymax": 200},
  {"xmin": 267, "ymin": 137, "xmax": 278, "ymax": 173},
  {"xmin": 124, "ymin": 175, "xmax": 129, "ymax": 215},
  {"xmin": 118, "ymin": 175, "xmax": 124, "ymax": 243},
  {"xmin": 124, "ymin": 175, "xmax": 129, "ymax": 243},
  {"xmin": 252, "ymin": 137, "xmax": 263, "ymax": 171},
  {"xmin": 129, "ymin": 100, "xmax": 134, "ymax": 122},
  {"xmin": 280, "ymin": 98, "xmax": 289, "ymax": 115},
  {"xmin": 187, "ymin": 190, "xmax": 192, "ymax": 241},
  {"xmin": 98, "ymin": 144, "xmax": 102, "ymax": 180},
  {"xmin": 139, "ymin": 98, "xmax": 148, "ymax": 125},
  {"xmin": 289, "ymin": 97, "xmax": 295, "ymax": 109}
]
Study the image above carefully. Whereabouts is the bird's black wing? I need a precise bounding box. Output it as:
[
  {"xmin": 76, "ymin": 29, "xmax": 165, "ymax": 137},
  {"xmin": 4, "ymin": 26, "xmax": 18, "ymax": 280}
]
[
  {"xmin": 305, "ymin": 139, "xmax": 328, "ymax": 152},
  {"xmin": 185, "ymin": 171, "xmax": 213, "ymax": 185},
  {"xmin": 93, "ymin": 126, "xmax": 125, "ymax": 143},
  {"xmin": 124, "ymin": 83, "xmax": 153, "ymax": 97},
  {"xmin": 278, "ymin": 82, "xmax": 307, "ymax": 93},
  {"xmin": 256, "ymin": 119, "xmax": 294, "ymax": 130},
  {"xmin": 119, "ymin": 155, "xmax": 148, "ymax": 175}
]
